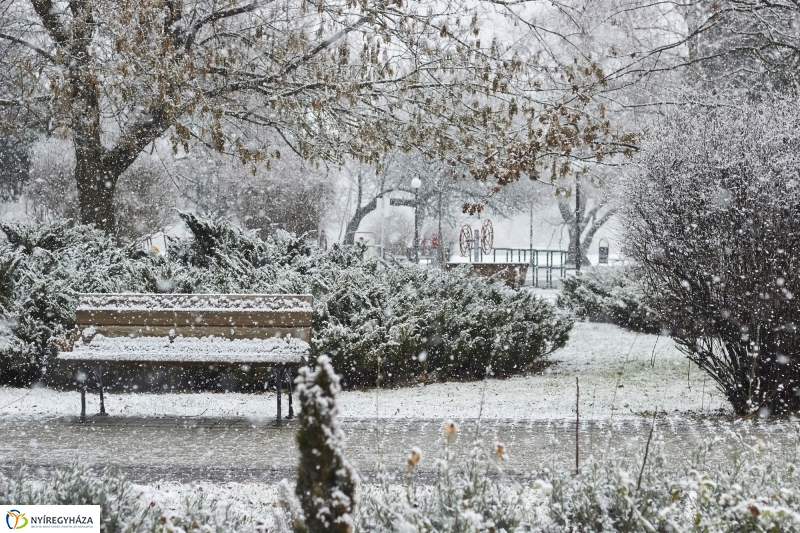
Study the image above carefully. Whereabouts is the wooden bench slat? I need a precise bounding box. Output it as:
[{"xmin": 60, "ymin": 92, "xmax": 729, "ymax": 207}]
[
  {"xmin": 82, "ymin": 325, "xmax": 312, "ymax": 343},
  {"xmin": 76, "ymin": 309, "xmax": 312, "ymax": 327}
]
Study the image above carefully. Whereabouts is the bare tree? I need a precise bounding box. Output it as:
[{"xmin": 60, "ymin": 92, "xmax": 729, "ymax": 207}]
[
  {"xmin": 340, "ymin": 150, "xmax": 540, "ymax": 246},
  {"xmin": 621, "ymin": 99, "xmax": 800, "ymax": 417},
  {"xmin": 461, "ymin": 1, "xmax": 800, "ymax": 262}
]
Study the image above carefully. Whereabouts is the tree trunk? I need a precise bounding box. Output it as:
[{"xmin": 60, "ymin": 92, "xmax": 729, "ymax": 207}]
[
  {"xmin": 565, "ymin": 227, "xmax": 591, "ymax": 267},
  {"xmin": 558, "ymin": 196, "xmax": 616, "ymax": 267},
  {"xmin": 74, "ymin": 143, "xmax": 119, "ymax": 234},
  {"xmin": 559, "ymin": 197, "xmax": 590, "ymax": 267},
  {"xmin": 344, "ymin": 197, "xmax": 378, "ymax": 245},
  {"xmin": 28, "ymin": 0, "xmax": 177, "ymax": 236}
]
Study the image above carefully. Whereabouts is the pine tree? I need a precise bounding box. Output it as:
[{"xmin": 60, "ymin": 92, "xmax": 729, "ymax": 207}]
[{"xmin": 294, "ymin": 355, "xmax": 359, "ymax": 533}]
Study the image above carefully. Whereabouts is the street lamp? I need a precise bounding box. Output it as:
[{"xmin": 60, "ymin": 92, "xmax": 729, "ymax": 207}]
[
  {"xmin": 575, "ymin": 172, "xmax": 581, "ymax": 274},
  {"xmin": 411, "ymin": 177, "xmax": 421, "ymax": 264}
]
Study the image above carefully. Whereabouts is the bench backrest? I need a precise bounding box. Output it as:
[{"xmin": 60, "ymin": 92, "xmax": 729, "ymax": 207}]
[{"xmin": 76, "ymin": 293, "xmax": 313, "ymax": 342}]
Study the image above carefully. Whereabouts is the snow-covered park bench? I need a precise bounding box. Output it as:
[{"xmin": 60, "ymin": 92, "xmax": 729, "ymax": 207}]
[{"xmin": 57, "ymin": 293, "xmax": 312, "ymax": 424}]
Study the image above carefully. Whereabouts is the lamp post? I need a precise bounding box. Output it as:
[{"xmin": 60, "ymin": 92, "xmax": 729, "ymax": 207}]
[
  {"xmin": 575, "ymin": 172, "xmax": 581, "ymax": 274},
  {"xmin": 411, "ymin": 177, "xmax": 421, "ymax": 263}
]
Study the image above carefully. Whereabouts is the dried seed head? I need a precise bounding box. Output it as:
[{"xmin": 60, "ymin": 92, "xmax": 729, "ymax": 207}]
[
  {"xmin": 407, "ymin": 447, "xmax": 421, "ymax": 470},
  {"xmin": 494, "ymin": 442, "xmax": 506, "ymax": 458},
  {"xmin": 442, "ymin": 420, "xmax": 457, "ymax": 438}
]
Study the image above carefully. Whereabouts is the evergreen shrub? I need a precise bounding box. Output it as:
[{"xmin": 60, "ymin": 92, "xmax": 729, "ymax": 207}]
[
  {"xmin": 0, "ymin": 214, "xmax": 572, "ymax": 389},
  {"xmin": 557, "ymin": 267, "xmax": 662, "ymax": 334},
  {"xmin": 316, "ymin": 264, "xmax": 572, "ymax": 385},
  {"xmin": 294, "ymin": 355, "xmax": 358, "ymax": 533}
]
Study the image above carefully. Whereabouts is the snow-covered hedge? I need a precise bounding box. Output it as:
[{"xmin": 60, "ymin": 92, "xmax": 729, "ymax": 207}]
[
  {"xmin": 0, "ymin": 461, "xmax": 250, "ymax": 533},
  {"xmin": 0, "ymin": 220, "xmax": 155, "ymax": 386},
  {"xmin": 0, "ymin": 214, "xmax": 572, "ymax": 388},
  {"xmin": 557, "ymin": 267, "xmax": 662, "ymax": 334},
  {"xmin": 314, "ymin": 259, "xmax": 571, "ymax": 386}
]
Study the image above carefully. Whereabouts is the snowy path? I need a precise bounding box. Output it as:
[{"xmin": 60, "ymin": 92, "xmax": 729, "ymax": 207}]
[{"xmin": 2, "ymin": 416, "xmax": 797, "ymax": 484}]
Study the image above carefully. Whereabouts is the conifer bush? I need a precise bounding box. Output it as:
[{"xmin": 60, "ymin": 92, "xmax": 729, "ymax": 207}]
[
  {"xmin": 0, "ymin": 213, "xmax": 572, "ymax": 389},
  {"xmin": 0, "ymin": 220, "xmax": 153, "ymax": 385},
  {"xmin": 557, "ymin": 267, "xmax": 662, "ymax": 334},
  {"xmin": 315, "ymin": 264, "xmax": 572, "ymax": 386}
]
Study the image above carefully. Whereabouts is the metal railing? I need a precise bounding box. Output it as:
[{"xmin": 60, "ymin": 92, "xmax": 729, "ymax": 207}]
[
  {"xmin": 461, "ymin": 247, "xmax": 575, "ymax": 289},
  {"xmin": 348, "ymin": 242, "xmax": 576, "ymax": 289}
]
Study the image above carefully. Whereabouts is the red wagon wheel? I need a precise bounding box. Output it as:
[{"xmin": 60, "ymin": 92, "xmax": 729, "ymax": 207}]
[
  {"xmin": 480, "ymin": 219, "xmax": 494, "ymax": 254},
  {"xmin": 459, "ymin": 225, "xmax": 474, "ymax": 256}
]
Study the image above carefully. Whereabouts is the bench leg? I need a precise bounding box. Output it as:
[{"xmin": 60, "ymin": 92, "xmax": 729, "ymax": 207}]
[
  {"xmin": 94, "ymin": 366, "xmax": 106, "ymax": 416},
  {"xmin": 286, "ymin": 367, "xmax": 294, "ymax": 419},
  {"xmin": 275, "ymin": 364, "xmax": 283, "ymax": 426},
  {"xmin": 79, "ymin": 367, "xmax": 86, "ymax": 423}
]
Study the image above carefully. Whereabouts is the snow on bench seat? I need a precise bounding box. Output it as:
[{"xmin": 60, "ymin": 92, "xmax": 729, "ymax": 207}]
[
  {"xmin": 59, "ymin": 333, "xmax": 310, "ymax": 365},
  {"xmin": 77, "ymin": 293, "xmax": 313, "ymax": 311},
  {"xmin": 74, "ymin": 293, "xmax": 313, "ymax": 328}
]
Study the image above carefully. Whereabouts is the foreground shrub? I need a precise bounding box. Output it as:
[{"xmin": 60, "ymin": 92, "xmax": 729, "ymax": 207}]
[
  {"xmin": 0, "ymin": 214, "xmax": 572, "ymax": 388},
  {"xmin": 294, "ymin": 355, "xmax": 358, "ymax": 533},
  {"xmin": 557, "ymin": 267, "xmax": 661, "ymax": 334},
  {"xmin": 0, "ymin": 461, "xmax": 145, "ymax": 533},
  {"xmin": 351, "ymin": 422, "xmax": 800, "ymax": 532},
  {"xmin": 354, "ymin": 421, "xmax": 530, "ymax": 532},
  {"xmin": 4, "ymin": 421, "xmax": 800, "ymax": 532},
  {"xmin": 546, "ymin": 436, "xmax": 800, "ymax": 533},
  {"xmin": 621, "ymin": 99, "xmax": 800, "ymax": 417},
  {"xmin": 0, "ymin": 461, "xmax": 248, "ymax": 533}
]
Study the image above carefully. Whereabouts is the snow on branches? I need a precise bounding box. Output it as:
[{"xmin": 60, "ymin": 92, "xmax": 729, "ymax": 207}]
[
  {"xmin": 621, "ymin": 97, "xmax": 800, "ymax": 416},
  {"xmin": 294, "ymin": 355, "xmax": 359, "ymax": 533}
]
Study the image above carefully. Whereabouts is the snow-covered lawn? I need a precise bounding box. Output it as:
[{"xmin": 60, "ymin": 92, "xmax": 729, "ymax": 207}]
[
  {"xmin": 0, "ymin": 321, "xmax": 727, "ymax": 421},
  {"xmin": 345, "ymin": 321, "xmax": 726, "ymax": 420},
  {"xmin": 138, "ymin": 480, "xmax": 285, "ymax": 528}
]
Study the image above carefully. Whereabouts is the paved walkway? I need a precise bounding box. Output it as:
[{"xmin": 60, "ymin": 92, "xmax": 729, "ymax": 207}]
[{"xmin": 2, "ymin": 415, "xmax": 796, "ymax": 484}]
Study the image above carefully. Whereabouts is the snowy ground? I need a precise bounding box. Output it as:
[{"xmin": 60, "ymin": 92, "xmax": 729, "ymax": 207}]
[
  {"xmin": 3, "ymin": 317, "xmax": 797, "ymax": 517},
  {"xmin": 0, "ymin": 319, "xmax": 728, "ymax": 421}
]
